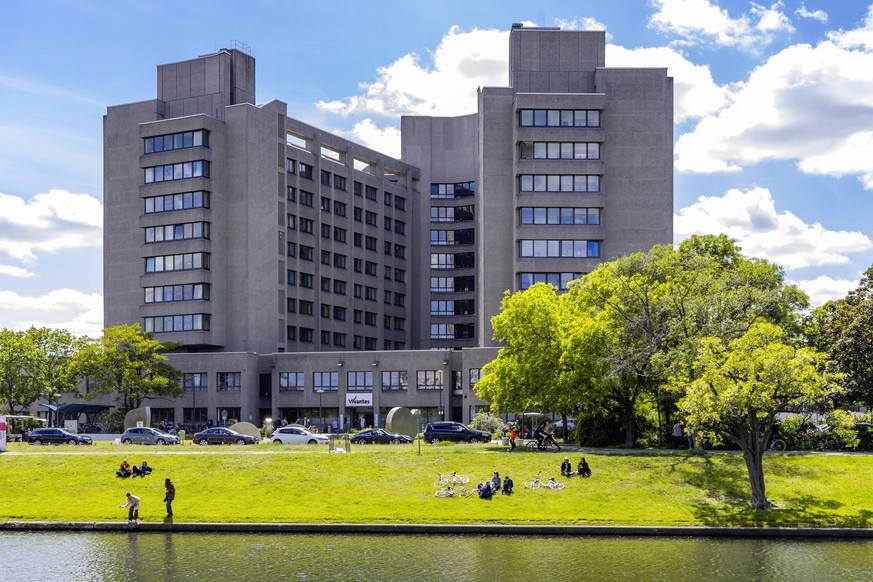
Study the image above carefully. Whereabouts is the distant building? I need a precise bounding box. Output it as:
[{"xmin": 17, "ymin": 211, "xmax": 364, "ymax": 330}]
[{"xmin": 100, "ymin": 28, "xmax": 672, "ymax": 429}]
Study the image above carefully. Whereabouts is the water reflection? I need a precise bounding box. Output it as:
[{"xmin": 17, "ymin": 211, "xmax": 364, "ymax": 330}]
[{"xmin": 1, "ymin": 532, "xmax": 871, "ymax": 581}]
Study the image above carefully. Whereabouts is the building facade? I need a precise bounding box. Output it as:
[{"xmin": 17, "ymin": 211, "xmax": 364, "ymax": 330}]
[{"xmin": 101, "ymin": 28, "xmax": 672, "ymax": 430}]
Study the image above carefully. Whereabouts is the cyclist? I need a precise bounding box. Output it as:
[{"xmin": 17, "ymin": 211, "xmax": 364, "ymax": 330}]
[{"xmin": 532, "ymin": 423, "xmax": 545, "ymax": 447}]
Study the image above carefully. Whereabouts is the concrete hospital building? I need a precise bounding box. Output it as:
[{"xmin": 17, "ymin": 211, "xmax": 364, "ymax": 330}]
[{"xmin": 102, "ymin": 26, "xmax": 672, "ymax": 430}]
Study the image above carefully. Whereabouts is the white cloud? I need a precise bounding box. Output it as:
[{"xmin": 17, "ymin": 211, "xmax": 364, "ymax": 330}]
[
  {"xmin": 795, "ymin": 3, "xmax": 828, "ymax": 23},
  {"xmin": 0, "ymin": 189, "xmax": 102, "ymax": 264},
  {"xmin": 0, "ymin": 264, "xmax": 35, "ymax": 278},
  {"xmin": 790, "ymin": 275, "xmax": 858, "ymax": 306},
  {"xmin": 556, "ymin": 17, "xmax": 608, "ymax": 35},
  {"xmin": 674, "ymin": 40, "xmax": 873, "ymax": 184},
  {"xmin": 607, "ymin": 45, "xmax": 730, "ymax": 123},
  {"xmin": 316, "ymin": 26, "xmax": 507, "ymax": 120},
  {"xmin": 674, "ymin": 186, "xmax": 873, "ymax": 270},
  {"xmin": 0, "ymin": 289, "xmax": 103, "ymax": 337},
  {"xmin": 332, "ymin": 119, "xmax": 402, "ymax": 159},
  {"xmin": 828, "ymin": 4, "xmax": 873, "ymax": 50},
  {"xmin": 649, "ymin": 0, "xmax": 792, "ymax": 47}
]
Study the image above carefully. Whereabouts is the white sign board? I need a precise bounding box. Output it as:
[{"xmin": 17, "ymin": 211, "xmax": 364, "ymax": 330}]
[{"xmin": 345, "ymin": 393, "xmax": 373, "ymax": 407}]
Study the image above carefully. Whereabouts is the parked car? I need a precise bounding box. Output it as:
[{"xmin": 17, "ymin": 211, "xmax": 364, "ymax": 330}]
[
  {"xmin": 192, "ymin": 427, "xmax": 259, "ymax": 446},
  {"xmin": 350, "ymin": 428, "xmax": 413, "ymax": 445},
  {"xmin": 28, "ymin": 428, "xmax": 93, "ymax": 446},
  {"xmin": 271, "ymin": 426, "xmax": 329, "ymax": 445},
  {"xmin": 120, "ymin": 427, "xmax": 181, "ymax": 446},
  {"xmin": 423, "ymin": 422, "xmax": 491, "ymax": 444}
]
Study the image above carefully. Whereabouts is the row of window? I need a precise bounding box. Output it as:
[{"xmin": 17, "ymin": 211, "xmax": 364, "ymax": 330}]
[
  {"xmin": 144, "ymin": 283, "xmax": 210, "ymax": 304},
  {"xmin": 182, "ymin": 372, "xmax": 239, "ymax": 392},
  {"xmin": 185, "ymin": 368, "xmax": 487, "ymax": 393},
  {"xmin": 430, "ymin": 323, "xmax": 476, "ymax": 340},
  {"xmin": 145, "ymin": 252, "xmax": 209, "ymax": 273},
  {"xmin": 144, "ymin": 191, "xmax": 209, "ymax": 214},
  {"xmin": 280, "ymin": 370, "xmax": 443, "ymax": 392},
  {"xmin": 144, "ymin": 130, "xmax": 208, "ymax": 154},
  {"xmin": 286, "ymin": 161, "xmax": 407, "ymax": 212},
  {"xmin": 519, "ymin": 272, "xmax": 584, "ymax": 290},
  {"xmin": 519, "ymin": 207, "xmax": 601, "ymax": 225},
  {"xmin": 144, "ymin": 221, "xmax": 209, "ymax": 243},
  {"xmin": 143, "ymin": 313, "xmax": 210, "ymax": 333},
  {"xmin": 431, "ymin": 252, "xmax": 475, "ymax": 270},
  {"xmin": 430, "ymin": 206, "xmax": 474, "ymax": 223},
  {"xmin": 430, "ymin": 276, "xmax": 475, "ymax": 293},
  {"xmin": 519, "ymin": 109, "xmax": 601, "ymax": 128},
  {"xmin": 144, "ymin": 161, "xmax": 209, "ymax": 184},
  {"xmin": 518, "ymin": 142, "xmax": 600, "ymax": 160},
  {"xmin": 519, "ymin": 174, "xmax": 600, "ymax": 193},
  {"xmin": 430, "ymin": 182, "xmax": 475, "ymax": 199},
  {"xmin": 286, "ymin": 328, "xmax": 390, "ymax": 350},
  {"xmin": 430, "ymin": 299, "xmax": 474, "ymax": 316},
  {"xmin": 518, "ymin": 240, "xmax": 601, "ymax": 258},
  {"xmin": 430, "ymin": 229, "xmax": 475, "ymax": 246}
]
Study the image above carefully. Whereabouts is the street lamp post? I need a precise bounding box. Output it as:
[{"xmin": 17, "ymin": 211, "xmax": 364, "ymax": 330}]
[{"xmin": 317, "ymin": 389, "xmax": 325, "ymax": 432}]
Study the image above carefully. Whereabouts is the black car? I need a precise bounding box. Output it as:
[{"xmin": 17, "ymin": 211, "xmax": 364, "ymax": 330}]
[
  {"xmin": 350, "ymin": 428, "xmax": 413, "ymax": 445},
  {"xmin": 192, "ymin": 427, "xmax": 259, "ymax": 446},
  {"xmin": 28, "ymin": 428, "xmax": 93, "ymax": 446},
  {"xmin": 423, "ymin": 422, "xmax": 491, "ymax": 444}
]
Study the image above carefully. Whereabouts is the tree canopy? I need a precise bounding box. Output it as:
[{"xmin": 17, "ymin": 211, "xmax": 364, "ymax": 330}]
[{"xmin": 71, "ymin": 324, "xmax": 182, "ymax": 412}]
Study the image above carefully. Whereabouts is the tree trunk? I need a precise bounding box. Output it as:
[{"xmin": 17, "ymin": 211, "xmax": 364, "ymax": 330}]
[
  {"xmin": 623, "ymin": 401, "xmax": 636, "ymax": 448},
  {"xmin": 738, "ymin": 423, "xmax": 772, "ymax": 510}
]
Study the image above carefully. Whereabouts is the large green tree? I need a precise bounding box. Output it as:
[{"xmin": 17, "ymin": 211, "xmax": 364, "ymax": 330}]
[
  {"xmin": 476, "ymin": 234, "xmax": 809, "ymax": 449},
  {"xmin": 26, "ymin": 327, "xmax": 83, "ymax": 418},
  {"xmin": 675, "ymin": 322, "xmax": 838, "ymax": 509},
  {"xmin": 0, "ymin": 329, "xmax": 40, "ymax": 414},
  {"xmin": 816, "ymin": 265, "xmax": 873, "ymax": 408},
  {"xmin": 71, "ymin": 324, "xmax": 182, "ymax": 412}
]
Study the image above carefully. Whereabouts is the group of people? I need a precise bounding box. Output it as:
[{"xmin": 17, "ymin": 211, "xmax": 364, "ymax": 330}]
[
  {"xmin": 476, "ymin": 471, "xmax": 514, "ymax": 498},
  {"xmin": 560, "ymin": 456, "xmax": 592, "ymax": 478},
  {"xmin": 116, "ymin": 459, "xmax": 152, "ymax": 478},
  {"xmin": 119, "ymin": 478, "xmax": 175, "ymax": 523}
]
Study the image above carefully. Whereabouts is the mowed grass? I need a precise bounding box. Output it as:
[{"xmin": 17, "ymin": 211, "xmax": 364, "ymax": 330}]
[{"xmin": 1, "ymin": 441, "xmax": 872, "ymax": 527}]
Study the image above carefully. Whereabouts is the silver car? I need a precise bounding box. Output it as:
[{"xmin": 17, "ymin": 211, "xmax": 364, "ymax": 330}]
[{"xmin": 120, "ymin": 427, "xmax": 180, "ymax": 445}]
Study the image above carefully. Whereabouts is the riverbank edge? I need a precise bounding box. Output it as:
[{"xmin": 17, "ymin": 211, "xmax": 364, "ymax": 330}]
[{"xmin": 2, "ymin": 521, "xmax": 871, "ymax": 538}]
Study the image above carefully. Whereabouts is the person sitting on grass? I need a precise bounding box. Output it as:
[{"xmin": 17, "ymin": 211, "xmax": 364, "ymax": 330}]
[
  {"xmin": 132, "ymin": 460, "xmax": 152, "ymax": 477},
  {"xmin": 490, "ymin": 471, "xmax": 501, "ymax": 493},
  {"xmin": 477, "ymin": 482, "xmax": 493, "ymax": 499},
  {"xmin": 502, "ymin": 475, "xmax": 514, "ymax": 495},
  {"xmin": 578, "ymin": 456, "xmax": 592, "ymax": 478},
  {"xmin": 561, "ymin": 457, "xmax": 575, "ymax": 477},
  {"xmin": 116, "ymin": 459, "xmax": 132, "ymax": 478}
]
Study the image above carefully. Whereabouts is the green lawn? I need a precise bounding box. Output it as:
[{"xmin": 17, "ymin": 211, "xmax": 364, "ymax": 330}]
[{"xmin": 1, "ymin": 441, "xmax": 871, "ymax": 527}]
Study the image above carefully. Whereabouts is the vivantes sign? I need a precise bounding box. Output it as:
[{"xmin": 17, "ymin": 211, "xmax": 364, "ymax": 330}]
[{"xmin": 345, "ymin": 393, "xmax": 373, "ymax": 407}]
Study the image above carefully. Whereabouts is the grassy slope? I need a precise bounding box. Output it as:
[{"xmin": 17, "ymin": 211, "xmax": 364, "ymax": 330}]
[{"xmin": 1, "ymin": 441, "xmax": 871, "ymax": 527}]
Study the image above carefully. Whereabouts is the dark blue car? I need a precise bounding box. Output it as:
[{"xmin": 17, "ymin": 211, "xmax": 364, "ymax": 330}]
[
  {"xmin": 28, "ymin": 428, "xmax": 93, "ymax": 446},
  {"xmin": 350, "ymin": 428, "xmax": 413, "ymax": 445}
]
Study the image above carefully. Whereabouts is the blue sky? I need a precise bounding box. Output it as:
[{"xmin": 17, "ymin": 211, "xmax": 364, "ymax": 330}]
[{"xmin": 2, "ymin": 0, "xmax": 873, "ymax": 335}]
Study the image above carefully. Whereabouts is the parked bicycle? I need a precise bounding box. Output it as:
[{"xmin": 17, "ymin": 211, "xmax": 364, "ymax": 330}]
[
  {"xmin": 434, "ymin": 485, "xmax": 473, "ymax": 498},
  {"xmin": 525, "ymin": 435, "xmax": 560, "ymax": 452},
  {"xmin": 434, "ymin": 472, "xmax": 470, "ymax": 487},
  {"xmin": 524, "ymin": 472, "xmax": 565, "ymax": 490},
  {"xmin": 767, "ymin": 436, "xmax": 787, "ymax": 452}
]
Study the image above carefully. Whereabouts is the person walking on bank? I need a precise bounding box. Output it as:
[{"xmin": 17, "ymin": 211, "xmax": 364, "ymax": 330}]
[
  {"xmin": 164, "ymin": 478, "xmax": 175, "ymax": 518},
  {"xmin": 120, "ymin": 492, "xmax": 140, "ymax": 523}
]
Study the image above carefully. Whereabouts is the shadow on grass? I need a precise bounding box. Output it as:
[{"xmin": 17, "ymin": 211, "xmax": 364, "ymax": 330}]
[{"xmin": 670, "ymin": 453, "xmax": 872, "ymax": 527}]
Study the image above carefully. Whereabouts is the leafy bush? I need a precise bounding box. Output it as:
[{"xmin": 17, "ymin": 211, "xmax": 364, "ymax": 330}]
[{"xmin": 468, "ymin": 411, "xmax": 507, "ymax": 434}]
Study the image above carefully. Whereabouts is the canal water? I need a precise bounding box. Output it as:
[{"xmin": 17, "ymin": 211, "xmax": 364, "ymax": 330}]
[{"xmin": 1, "ymin": 531, "xmax": 870, "ymax": 580}]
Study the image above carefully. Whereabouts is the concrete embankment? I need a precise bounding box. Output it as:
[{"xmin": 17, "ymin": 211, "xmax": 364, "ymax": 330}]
[{"xmin": 1, "ymin": 521, "xmax": 871, "ymax": 537}]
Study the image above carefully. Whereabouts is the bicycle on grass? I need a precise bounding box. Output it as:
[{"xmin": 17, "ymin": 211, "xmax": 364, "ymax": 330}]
[
  {"xmin": 524, "ymin": 472, "xmax": 565, "ymax": 490},
  {"xmin": 434, "ymin": 485, "xmax": 473, "ymax": 498},
  {"xmin": 434, "ymin": 472, "xmax": 470, "ymax": 487}
]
